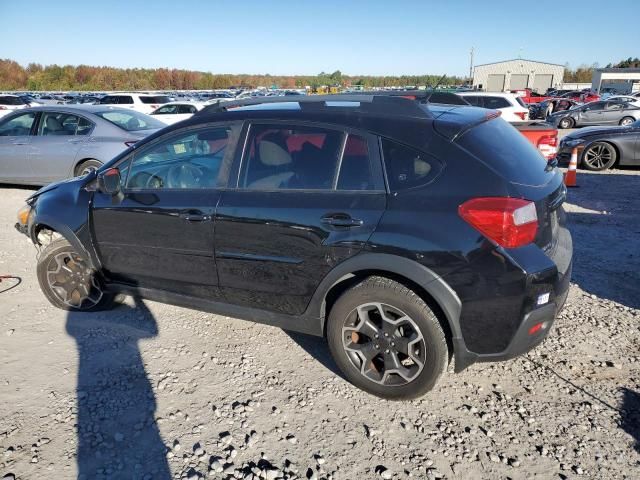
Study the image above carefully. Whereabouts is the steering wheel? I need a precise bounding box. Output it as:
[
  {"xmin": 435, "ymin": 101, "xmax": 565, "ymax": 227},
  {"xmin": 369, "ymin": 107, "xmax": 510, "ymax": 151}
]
[
  {"xmin": 129, "ymin": 171, "xmax": 164, "ymax": 189},
  {"xmin": 166, "ymin": 163, "xmax": 204, "ymax": 188}
]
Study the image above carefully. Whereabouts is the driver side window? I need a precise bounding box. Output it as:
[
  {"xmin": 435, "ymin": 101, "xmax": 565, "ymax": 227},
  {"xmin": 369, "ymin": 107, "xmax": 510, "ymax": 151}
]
[{"xmin": 123, "ymin": 126, "xmax": 232, "ymax": 190}]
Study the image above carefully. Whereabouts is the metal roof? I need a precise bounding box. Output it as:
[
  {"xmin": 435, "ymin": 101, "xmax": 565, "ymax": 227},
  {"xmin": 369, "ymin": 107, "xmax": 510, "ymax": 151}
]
[{"xmin": 474, "ymin": 59, "xmax": 565, "ymax": 68}]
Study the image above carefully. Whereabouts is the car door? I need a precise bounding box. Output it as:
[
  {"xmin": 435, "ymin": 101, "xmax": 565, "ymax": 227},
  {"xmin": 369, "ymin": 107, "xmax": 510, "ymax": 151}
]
[
  {"xmin": 91, "ymin": 122, "xmax": 241, "ymax": 299},
  {"xmin": 214, "ymin": 122, "xmax": 386, "ymax": 316},
  {"xmin": 578, "ymin": 102, "xmax": 605, "ymax": 125},
  {"xmin": 27, "ymin": 111, "xmax": 93, "ymax": 183},
  {"xmin": 601, "ymin": 102, "xmax": 625, "ymax": 124},
  {"xmin": 0, "ymin": 111, "xmax": 37, "ymax": 183}
]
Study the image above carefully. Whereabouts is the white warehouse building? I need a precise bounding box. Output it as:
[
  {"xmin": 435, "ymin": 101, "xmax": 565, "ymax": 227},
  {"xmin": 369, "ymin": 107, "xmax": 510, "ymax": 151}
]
[{"xmin": 472, "ymin": 59, "xmax": 565, "ymax": 93}]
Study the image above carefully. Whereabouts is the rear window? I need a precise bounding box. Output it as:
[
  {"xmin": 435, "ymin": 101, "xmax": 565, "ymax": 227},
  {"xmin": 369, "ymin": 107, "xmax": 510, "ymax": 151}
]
[
  {"xmin": 94, "ymin": 110, "xmax": 165, "ymax": 131},
  {"xmin": 456, "ymin": 119, "xmax": 551, "ymax": 186},
  {"xmin": 140, "ymin": 96, "xmax": 171, "ymax": 104}
]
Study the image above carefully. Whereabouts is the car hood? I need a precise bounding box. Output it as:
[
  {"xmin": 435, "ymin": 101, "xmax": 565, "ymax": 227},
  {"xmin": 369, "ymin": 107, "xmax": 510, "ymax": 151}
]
[
  {"xmin": 26, "ymin": 175, "xmax": 87, "ymax": 204},
  {"xmin": 564, "ymin": 125, "xmax": 630, "ymax": 139}
]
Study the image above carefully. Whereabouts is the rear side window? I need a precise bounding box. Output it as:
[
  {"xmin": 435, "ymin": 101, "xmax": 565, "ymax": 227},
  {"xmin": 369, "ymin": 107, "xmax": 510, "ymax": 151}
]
[
  {"xmin": 463, "ymin": 96, "xmax": 483, "ymax": 107},
  {"xmin": 140, "ymin": 95, "xmax": 171, "ymax": 104},
  {"xmin": 117, "ymin": 96, "xmax": 134, "ymax": 105},
  {"xmin": 177, "ymin": 104, "xmax": 197, "ymax": 114},
  {"xmin": 0, "ymin": 96, "xmax": 23, "ymax": 106},
  {"xmin": 337, "ymin": 134, "xmax": 375, "ymax": 191},
  {"xmin": 484, "ymin": 97, "xmax": 511, "ymax": 109},
  {"xmin": 382, "ymin": 139, "xmax": 439, "ymax": 190},
  {"xmin": 240, "ymin": 125, "xmax": 343, "ymax": 190},
  {"xmin": 456, "ymin": 119, "xmax": 550, "ymax": 186}
]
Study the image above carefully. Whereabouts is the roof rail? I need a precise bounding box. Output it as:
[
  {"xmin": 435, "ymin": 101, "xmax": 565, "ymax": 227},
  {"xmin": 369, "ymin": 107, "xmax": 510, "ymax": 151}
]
[{"xmin": 197, "ymin": 90, "xmax": 467, "ymax": 117}]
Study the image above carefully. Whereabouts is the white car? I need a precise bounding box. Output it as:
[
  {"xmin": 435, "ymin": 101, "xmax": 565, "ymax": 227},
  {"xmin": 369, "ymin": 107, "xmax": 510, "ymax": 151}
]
[
  {"xmin": 0, "ymin": 94, "xmax": 30, "ymax": 118},
  {"xmin": 96, "ymin": 93, "xmax": 172, "ymax": 114},
  {"xmin": 150, "ymin": 102, "xmax": 207, "ymax": 124},
  {"xmin": 457, "ymin": 92, "xmax": 530, "ymax": 122}
]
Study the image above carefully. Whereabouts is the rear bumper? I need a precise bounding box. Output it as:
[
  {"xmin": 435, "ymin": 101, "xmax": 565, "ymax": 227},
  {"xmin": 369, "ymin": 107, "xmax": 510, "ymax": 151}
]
[{"xmin": 453, "ymin": 226, "xmax": 572, "ymax": 372}]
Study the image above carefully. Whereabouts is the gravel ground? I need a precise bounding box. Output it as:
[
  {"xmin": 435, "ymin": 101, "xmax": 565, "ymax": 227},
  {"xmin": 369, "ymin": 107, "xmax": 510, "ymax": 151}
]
[{"xmin": 0, "ymin": 167, "xmax": 638, "ymax": 480}]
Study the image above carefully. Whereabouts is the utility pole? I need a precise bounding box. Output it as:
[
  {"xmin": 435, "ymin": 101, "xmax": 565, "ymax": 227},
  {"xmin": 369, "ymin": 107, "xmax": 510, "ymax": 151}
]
[{"xmin": 469, "ymin": 47, "xmax": 474, "ymax": 86}]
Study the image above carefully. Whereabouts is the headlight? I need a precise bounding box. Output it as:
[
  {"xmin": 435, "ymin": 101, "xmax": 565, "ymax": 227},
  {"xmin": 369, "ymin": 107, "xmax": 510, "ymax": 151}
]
[
  {"xmin": 17, "ymin": 204, "xmax": 32, "ymax": 226},
  {"xmin": 564, "ymin": 138, "xmax": 586, "ymax": 148}
]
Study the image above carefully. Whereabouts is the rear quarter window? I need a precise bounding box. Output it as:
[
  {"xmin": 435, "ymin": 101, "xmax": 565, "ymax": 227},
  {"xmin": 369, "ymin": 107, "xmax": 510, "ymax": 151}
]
[{"xmin": 381, "ymin": 139, "xmax": 442, "ymax": 191}]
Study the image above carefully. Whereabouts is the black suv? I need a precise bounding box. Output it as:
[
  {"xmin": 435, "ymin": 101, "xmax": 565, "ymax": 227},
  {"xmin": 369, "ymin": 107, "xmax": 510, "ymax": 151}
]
[{"xmin": 16, "ymin": 94, "xmax": 572, "ymax": 399}]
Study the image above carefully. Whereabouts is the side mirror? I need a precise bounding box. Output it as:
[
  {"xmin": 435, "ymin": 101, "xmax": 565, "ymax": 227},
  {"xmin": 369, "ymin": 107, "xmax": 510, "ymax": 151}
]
[{"xmin": 97, "ymin": 167, "xmax": 122, "ymax": 195}]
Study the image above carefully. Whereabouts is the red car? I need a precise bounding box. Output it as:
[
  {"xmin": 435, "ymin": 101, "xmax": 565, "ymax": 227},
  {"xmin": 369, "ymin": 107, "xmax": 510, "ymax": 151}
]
[
  {"xmin": 559, "ymin": 90, "xmax": 600, "ymax": 102},
  {"xmin": 510, "ymin": 88, "xmax": 553, "ymax": 104}
]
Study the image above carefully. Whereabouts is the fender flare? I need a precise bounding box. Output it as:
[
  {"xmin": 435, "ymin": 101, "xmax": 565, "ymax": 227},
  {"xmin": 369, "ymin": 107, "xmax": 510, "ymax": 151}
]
[
  {"xmin": 30, "ymin": 214, "xmax": 100, "ymax": 271},
  {"xmin": 306, "ymin": 253, "xmax": 463, "ymax": 341}
]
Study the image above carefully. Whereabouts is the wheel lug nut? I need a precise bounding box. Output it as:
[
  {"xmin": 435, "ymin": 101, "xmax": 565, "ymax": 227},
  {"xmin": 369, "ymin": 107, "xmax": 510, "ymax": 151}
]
[
  {"xmin": 375, "ymin": 344, "xmax": 379, "ymax": 349},
  {"xmin": 385, "ymin": 349, "xmax": 390, "ymax": 354},
  {"xmin": 391, "ymin": 342, "xmax": 395, "ymax": 347},
  {"xmin": 384, "ymin": 333, "xmax": 389, "ymax": 337},
  {"xmin": 375, "ymin": 334, "xmax": 379, "ymax": 339}
]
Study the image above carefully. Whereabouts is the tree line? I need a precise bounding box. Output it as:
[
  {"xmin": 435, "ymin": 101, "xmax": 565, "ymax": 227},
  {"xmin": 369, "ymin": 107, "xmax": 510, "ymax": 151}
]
[
  {"xmin": 0, "ymin": 59, "xmax": 464, "ymax": 92},
  {"xmin": 1, "ymin": 59, "xmax": 637, "ymax": 92}
]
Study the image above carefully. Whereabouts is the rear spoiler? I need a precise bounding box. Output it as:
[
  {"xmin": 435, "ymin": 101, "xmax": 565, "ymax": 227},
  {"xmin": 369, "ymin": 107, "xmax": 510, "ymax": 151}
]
[{"xmin": 433, "ymin": 109, "xmax": 502, "ymax": 141}]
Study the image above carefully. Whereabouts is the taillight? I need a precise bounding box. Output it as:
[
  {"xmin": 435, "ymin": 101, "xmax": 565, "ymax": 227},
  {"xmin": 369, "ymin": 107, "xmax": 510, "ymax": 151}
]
[
  {"xmin": 458, "ymin": 197, "xmax": 538, "ymax": 248},
  {"xmin": 515, "ymin": 111, "xmax": 527, "ymax": 120},
  {"xmin": 124, "ymin": 141, "xmax": 137, "ymax": 147},
  {"xmin": 537, "ymin": 134, "xmax": 558, "ymax": 160}
]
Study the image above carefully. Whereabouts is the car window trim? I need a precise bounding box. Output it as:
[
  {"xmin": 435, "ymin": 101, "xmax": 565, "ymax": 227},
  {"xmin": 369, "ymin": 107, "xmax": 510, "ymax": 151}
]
[
  {"xmin": 119, "ymin": 121, "xmax": 241, "ymax": 192},
  {"xmin": 234, "ymin": 119, "xmax": 386, "ymax": 193}
]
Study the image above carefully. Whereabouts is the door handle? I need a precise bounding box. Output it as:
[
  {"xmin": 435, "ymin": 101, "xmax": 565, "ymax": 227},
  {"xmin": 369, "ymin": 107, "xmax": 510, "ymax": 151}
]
[
  {"xmin": 179, "ymin": 211, "xmax": 210, "ymax": 222},
  {"xmin": 67, "ymin": 138, "xmax": 83, "ymax": 144},
  {"xmin": 12, "ymin": 141, "xmax": 28, "ymax": 145},
  {"xmin": 321, "ymin": 213, "xmax": 364, "ymax": 228}
]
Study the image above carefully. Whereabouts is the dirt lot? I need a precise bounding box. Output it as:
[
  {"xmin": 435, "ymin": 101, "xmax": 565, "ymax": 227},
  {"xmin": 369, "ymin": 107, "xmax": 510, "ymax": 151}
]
[{"xmin": 0, "ymin": 168, "xmax": 638, "ymax": 480}]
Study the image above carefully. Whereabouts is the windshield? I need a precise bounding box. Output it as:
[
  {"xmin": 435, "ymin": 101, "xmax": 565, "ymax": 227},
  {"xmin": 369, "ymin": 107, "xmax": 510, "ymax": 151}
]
[{"xmin": 95, "ymin": 110, "xmax": 165, "ymax": 131}]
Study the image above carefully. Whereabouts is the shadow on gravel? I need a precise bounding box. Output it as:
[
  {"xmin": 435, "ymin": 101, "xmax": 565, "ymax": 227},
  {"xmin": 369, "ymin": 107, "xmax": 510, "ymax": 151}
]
[
  {"xmin": 566, "ymin": 172, "xmax": 640, "ymax": 309},
  {"xmin": 285, "ymin": 331, "xmax": 344, "ymax": 378},
  {"xmin": 66, "ymin": 298, "xmax": 170, "ymax": 479},
  {"xmin": 620, "ymin": 388, "xmax": 640, "ymax": 453}
]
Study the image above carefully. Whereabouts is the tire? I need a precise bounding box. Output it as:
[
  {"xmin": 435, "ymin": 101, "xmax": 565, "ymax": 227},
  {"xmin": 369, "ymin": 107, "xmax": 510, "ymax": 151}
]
[
  {"xmin": 581, "ymin": 142, "xmax": 617, "ymax": 171},
  {"xmin": 36, "ymin": 238, "xmax": 115, "ymax": 311},
  {"xmin": 74, "ymin": 159, "xmax": 102, "ymax": 177},
  {"xmin": 558, "ymin": 117, "xmax": 574, "ymax": 129},
  {"xmin": 326, "ymin": 276, "xmax": 448, "ymax": 400},
  {"xmin": 619, "ymin": 116, "xmax": 635, "ymax": 127}
]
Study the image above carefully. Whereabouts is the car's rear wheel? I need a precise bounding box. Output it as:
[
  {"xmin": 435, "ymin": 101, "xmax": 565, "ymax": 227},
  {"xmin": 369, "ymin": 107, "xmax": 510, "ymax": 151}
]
[
  {"xmin": 37, "ymin": 238, "xmax": 115, "ymax": 311},
  {"xmin": 558, "ymin": 117, "xmax": 574, "ymax": 129},
  {"xmin": 74, "ymin": 159, "xmax": 102, "ymax": 177},
  {"xmin": 582, "ymin": 142, "xmax": 617, "ymax": 171},
  {"xmin": 327, "ymin": 276, "xmax": 448, "ymax": 400},
  {"xmin": 619, "ymin": 116, "xmax": 635, "ymax": 127}
]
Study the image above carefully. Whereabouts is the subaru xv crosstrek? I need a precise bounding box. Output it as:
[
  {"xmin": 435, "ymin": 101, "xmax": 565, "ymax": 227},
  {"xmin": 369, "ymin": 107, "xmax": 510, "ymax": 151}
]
[{"xmin": 15, "ymin": 94, "xmax": 572, "ymax": 399}]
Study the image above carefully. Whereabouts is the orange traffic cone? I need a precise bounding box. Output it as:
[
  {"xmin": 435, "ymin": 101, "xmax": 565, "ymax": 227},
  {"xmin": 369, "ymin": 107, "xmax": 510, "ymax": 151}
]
[{"xmin": 564, "ymin": 147, "xmax": 578, "ymax": 188}]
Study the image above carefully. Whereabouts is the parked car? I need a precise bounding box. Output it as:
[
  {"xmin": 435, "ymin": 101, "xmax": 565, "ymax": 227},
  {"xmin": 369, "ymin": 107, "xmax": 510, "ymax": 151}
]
[
  {"xmin": 97, "ymin": 93, "xmax": 172, "ymax": 114},
  {"xmin": 559, "ymin": 90, "xmax": 600, "ymax": 102},
  {"xmin": 0, "ymin": 106, "xmax": 164, "ymax": 185},
  {"xmin": 547, "ymin": 101, "xmax": 640, "ymax": 128},
  {"xmin": 510, "ymin": 88, "xmax": 552, "ymax": 104},
  {"xmin": 529, "ymin": 99, "xmax": 581, "ymax": 120},
  {"xmin": 0, "ymin": 94, "xmax": 31, "ymax": 118},
  {"xmin": 556, "ymin": 119, "xmax": 640, "ymax": 170},
  {"xmin": 606, "ymin": 95, "xmax": 640, "ymax": 107},
  {"xmin": 150, "ymin": 102, "xmax": 207, "ymax": 124},
  {"xmin": 457, "ymin": 92, "xmax": 530, "ymax": 122},
  {"xmin": 15, "ymin": 94, "xmax": 572, "ymax": 399}
]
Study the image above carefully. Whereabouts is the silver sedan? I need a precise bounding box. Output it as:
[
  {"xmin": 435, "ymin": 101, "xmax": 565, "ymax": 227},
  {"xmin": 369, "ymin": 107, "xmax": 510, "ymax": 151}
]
[{"xmin": 0, "ymin": 105, "xmax": 166, "ymax": 186}]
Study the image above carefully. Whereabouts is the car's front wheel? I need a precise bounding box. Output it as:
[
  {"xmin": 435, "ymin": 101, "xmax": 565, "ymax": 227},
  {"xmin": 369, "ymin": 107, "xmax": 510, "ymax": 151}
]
[
  {"xmin": 582, "ymin": 142, "xmax": 617, "ymax": 171},
  {"xmin": 327, "ymin": 276, "xmax": 448, "ymax": 400},
  {"xmin": 37, "ymin": 238, "xmax": 115, "ymax": 311}
]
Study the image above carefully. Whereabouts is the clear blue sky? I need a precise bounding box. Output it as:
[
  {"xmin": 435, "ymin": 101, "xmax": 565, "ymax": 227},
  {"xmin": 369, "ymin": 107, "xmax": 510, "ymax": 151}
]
[{"xmin": 1, "ymin": 0, "xmax": 637, "ymax": 76}]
